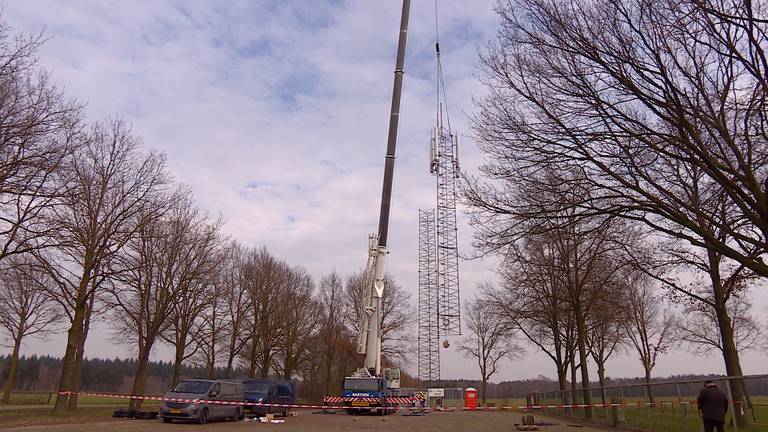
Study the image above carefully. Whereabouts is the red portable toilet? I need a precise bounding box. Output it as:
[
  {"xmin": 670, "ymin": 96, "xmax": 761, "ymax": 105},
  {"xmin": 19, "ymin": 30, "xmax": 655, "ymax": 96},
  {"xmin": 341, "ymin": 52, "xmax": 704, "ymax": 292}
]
[{"xmin": 464, "ymin": 387, "xmax": 478, "ymax": 410}]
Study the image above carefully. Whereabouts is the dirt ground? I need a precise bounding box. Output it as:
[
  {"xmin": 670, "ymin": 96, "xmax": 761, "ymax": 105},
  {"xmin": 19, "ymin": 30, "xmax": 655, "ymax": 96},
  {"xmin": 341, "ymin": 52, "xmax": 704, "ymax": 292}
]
[{"xmin": 6, "ymin": 410, "xmax": 607, "ymax": 432}]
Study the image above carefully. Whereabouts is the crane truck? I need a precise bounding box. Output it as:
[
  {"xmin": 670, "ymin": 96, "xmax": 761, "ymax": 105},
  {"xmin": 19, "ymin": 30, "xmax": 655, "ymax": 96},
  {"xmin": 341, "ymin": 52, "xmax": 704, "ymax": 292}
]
[{"xmin": 339, "ymin": 0, "xmax": 411, "ymax": 416}]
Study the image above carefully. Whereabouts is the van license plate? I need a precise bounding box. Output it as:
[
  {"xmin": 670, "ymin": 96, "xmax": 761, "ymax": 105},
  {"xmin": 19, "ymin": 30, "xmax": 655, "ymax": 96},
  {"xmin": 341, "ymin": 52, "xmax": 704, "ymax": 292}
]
[
  {"xmin": 351, "ymin": 401, "xmax": 369, "ymax": 407},
  {"xmin": 169, "ymin": 409, "xmax": 182, "ymax": 414}
]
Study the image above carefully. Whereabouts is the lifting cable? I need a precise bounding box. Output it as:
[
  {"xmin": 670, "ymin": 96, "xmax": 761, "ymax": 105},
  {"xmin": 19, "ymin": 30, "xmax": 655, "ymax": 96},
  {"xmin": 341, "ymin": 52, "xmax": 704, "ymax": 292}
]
[{"xmin": 434, "ymin": 0, "xmax": 453, "ymax": 136}]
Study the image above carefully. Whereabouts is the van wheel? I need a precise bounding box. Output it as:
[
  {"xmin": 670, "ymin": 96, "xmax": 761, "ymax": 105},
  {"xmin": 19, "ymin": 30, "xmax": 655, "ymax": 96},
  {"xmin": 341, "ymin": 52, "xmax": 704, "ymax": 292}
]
[
  {"xmin": 198, "ymin": 408, "xmax": 209, "ymax": 425},
  {"xmin": 282, "ymin": 408, "xmax": 289, "ymax": 417},
  {"xmin": 231, "ymin": 407, "xmax": 242, "ymax": 421}
]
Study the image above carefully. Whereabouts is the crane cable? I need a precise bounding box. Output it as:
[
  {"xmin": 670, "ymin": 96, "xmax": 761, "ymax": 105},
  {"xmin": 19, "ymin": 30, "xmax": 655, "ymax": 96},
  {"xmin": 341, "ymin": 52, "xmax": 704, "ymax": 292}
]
[{"xmin": 434, "ymin": 0, "xmax": 453, "ymax": 136}]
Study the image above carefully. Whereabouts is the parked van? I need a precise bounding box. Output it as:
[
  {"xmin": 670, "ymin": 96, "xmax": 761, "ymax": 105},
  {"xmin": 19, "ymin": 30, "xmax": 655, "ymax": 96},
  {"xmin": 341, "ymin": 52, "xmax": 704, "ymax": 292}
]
[
  {"xmin": 243, "ymin": 379, "xmax": 295, "ymax": 417},
  {"xmin": 159, "ymin": 379, "xmax": 244, "ymax": 424}
]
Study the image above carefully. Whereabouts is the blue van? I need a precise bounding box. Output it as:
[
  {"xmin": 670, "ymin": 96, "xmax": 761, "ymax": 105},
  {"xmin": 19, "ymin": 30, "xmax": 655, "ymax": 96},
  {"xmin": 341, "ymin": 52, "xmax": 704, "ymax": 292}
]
[{"xmin": 243, "ymin": 379, "xmax": 295, "ymax": 417}]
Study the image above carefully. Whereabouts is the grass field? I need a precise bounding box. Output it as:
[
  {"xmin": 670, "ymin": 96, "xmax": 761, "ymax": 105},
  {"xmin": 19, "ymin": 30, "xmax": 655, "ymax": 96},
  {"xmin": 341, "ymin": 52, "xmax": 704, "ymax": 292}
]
[
  {"xmin": 2, "ymin": 391, "xmax": 162, "ymax": 407},
  {"xmin": 536, "ymin": 395, "xmax": 768, "ymax": 432}
]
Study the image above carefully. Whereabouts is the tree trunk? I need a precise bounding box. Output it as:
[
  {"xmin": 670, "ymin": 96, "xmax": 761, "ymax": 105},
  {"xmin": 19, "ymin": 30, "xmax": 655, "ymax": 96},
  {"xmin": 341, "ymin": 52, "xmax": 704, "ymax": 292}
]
[
  {"xmin": 260, "ymin": 345, "xmax": 271, "ymax": 379},
  {"xmin": 715, "ymin": 302, "xmax": 749, "ymax": 426},
  {"xmin": 644, "ymin": 367, "xmax": 654, "ymax": 404},
  {"xmin": 570, "ymin": 357, "xmax": 578, "ymax": 416},
  {"xmin": 558, "ymin": 368, "xmax": 569, "ymax": 415},
  {"xmin": 129, "ymin": 344, "xmax": 151, "ymax": 410},
  {"xmin": 0, "ymin": 334, "xmax": 22, "ymax": 404},
  {"xmin": 225, "ymin": 350, "xmax": 235, "ymax": 379},
  {"xmin": 574, "ymin": 307, "xmax": 593, "ymax": 418},
  {"xmin": 68, "ymin": 291, "xmax": 95, "ymax": 411},
  {"xmin": 481, "ymin": 377, "xmax": 488, "ymax": 406},
  {"xmin": 171, "ymin": 333, "xmax": 187, "ymax": 385},
  {"xmin": 597, "ymin": 363, "xmax": 607, "ymax": 407},
  {"xmin": 52, "ymin": 292, "xmax": 87, "ymax": 415},
  {"xmin": 282, "ymin": 352, "xmax": 294, "ymax": 380},
  {"xmin": 248, "ymin": 329, "xmax": 258, "ymax": 378}
]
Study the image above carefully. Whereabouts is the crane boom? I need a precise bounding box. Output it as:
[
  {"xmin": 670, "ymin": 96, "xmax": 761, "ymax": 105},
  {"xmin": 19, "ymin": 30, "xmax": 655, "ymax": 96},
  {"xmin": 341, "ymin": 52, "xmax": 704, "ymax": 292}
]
[{"xmin": 357, "ymin": 0, "xmax": 411, "ymax": 377}]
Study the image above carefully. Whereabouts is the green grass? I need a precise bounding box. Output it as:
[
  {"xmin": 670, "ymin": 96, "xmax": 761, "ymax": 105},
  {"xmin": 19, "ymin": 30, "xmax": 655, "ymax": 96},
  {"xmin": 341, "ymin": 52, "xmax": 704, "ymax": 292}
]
[
  {"xmin": 3, "ymin": 391, "xmax": 54, "ymax": 405},
  {"xmin": 538, "ymin": 395, "xmax": 768, "ymax": 432},
  {"xmin": 2, "ymin": 391, "xmax": 162, "ymax": 408},
  {"xmin": 0, "ymin": 406, "xmax": 118, "ymax": 428}
]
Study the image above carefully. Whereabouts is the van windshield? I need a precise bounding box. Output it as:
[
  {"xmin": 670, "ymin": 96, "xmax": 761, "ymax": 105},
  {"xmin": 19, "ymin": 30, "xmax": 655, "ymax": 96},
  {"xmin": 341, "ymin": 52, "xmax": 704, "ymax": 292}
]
[
  {"xmin": 172, "ymin": 380, "xmax": 211, "ymax": 394},
  {"xmin": 244, "ymin": 382, "xmax": 271, "ymax": 393}
]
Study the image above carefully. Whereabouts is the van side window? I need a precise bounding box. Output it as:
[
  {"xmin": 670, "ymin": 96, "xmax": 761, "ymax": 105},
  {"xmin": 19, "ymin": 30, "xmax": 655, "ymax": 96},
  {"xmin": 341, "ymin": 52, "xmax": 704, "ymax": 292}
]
[
  {"xmin": 212, "ymin": 383, "xmax": 221, "ymax": 395},
  {"xmin": 226, "ymin": 383, "xmax": 240, "ymax": 397}
]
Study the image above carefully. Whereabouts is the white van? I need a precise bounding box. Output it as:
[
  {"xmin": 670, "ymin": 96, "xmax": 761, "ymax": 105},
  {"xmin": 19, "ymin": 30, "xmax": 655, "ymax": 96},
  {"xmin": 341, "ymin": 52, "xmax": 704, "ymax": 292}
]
[{"xmin": 160, "ymin": 379, "xmax": 244, "ymax": 424}]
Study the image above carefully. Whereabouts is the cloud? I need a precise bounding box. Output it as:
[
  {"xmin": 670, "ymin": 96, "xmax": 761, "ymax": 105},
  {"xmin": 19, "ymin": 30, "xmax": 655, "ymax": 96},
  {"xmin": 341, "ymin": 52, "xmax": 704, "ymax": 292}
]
[{"xmin": 6, "ymin": 0, "xmax": 765, "ymax": 382}]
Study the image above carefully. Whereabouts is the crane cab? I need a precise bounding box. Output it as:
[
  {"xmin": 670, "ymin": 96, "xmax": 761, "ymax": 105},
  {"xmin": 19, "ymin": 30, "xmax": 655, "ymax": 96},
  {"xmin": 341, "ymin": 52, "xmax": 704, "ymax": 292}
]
[{"xmin": 384, "ymin": 368, "xmax": 400, "ymax": 390}]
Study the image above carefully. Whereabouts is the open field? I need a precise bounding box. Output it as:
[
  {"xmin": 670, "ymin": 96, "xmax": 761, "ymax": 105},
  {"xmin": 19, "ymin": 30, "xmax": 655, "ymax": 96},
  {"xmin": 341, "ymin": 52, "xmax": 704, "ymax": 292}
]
[
  {"xmin": 537, "ymin": 396, "xmax": 768, "ymax": 432},
  {"xmin": 2, "ymin": 392, "xmax": 163, "ymax": 406}
]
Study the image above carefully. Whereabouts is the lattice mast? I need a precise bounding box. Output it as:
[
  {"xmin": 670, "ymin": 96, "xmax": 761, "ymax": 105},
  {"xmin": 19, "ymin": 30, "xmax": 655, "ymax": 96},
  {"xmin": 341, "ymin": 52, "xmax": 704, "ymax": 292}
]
[
  {"xmin": 418, "ymin": 209, "xmax": 440, "ymax": 381},
  {"xmin": 429, "ymin": 25, "xmax": 461, "ymax": 338}
]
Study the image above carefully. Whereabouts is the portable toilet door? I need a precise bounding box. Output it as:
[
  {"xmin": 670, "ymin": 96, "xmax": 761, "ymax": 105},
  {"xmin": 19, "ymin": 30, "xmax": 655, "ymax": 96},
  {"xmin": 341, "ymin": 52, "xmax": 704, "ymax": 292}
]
[{"xmin": 464, "ymin": 387, "xmax": 478, "ymax": 410}]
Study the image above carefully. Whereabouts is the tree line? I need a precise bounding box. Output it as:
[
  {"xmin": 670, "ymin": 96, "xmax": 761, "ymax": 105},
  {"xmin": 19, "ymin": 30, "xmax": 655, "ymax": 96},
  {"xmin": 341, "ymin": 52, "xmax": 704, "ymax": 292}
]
[
  {"xmin": 0, "ymin": 19, "xmax": 415, "ymax": 412},
  {"xmin": 458, "ymin": 0, "xmax": 768, "ymax": 423},
  {"xmin": 8, "ymin": 354, "xmax": 763, "ymax": 402}
]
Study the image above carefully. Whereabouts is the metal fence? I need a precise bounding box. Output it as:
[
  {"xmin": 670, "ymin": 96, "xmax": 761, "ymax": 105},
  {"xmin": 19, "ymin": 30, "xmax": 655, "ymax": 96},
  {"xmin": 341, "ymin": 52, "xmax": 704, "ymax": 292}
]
[{"xmin": 534, "ymin": 375, "xmax": 768, "ymax": 432}]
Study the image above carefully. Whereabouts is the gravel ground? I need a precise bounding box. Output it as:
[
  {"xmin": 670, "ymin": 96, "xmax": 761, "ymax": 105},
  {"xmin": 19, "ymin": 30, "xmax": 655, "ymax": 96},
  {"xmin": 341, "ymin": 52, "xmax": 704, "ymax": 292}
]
[{"xmin": 6, "ymin": 410, "xmax": 606, "ymax": 432}]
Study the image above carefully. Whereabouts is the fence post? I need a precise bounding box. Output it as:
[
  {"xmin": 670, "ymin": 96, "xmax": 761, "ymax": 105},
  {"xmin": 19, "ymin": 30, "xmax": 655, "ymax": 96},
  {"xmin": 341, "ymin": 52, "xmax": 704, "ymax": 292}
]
[
  {"xmin": 725, "ymin": 379, "xmax": 738, "ymax": 432},
  {"xmin": 677, "ymin": 383, "xmax": 686, "ymax": 432}
]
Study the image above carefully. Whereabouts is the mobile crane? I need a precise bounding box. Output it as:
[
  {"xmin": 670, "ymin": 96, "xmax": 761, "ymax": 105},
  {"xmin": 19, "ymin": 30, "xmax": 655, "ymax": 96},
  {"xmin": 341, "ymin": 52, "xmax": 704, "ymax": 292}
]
[{"xmin": 339, "ymin": 0, "xmax": 410, "ymax": 416}]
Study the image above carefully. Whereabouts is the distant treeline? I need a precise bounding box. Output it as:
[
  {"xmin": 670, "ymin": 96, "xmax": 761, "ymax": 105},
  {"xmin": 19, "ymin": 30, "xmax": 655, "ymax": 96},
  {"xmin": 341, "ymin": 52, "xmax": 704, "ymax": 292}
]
[
  {"xmin": 4, "ymin": 355, "xmax": 766, "ymax": 401},
  {"xmin": 0, "ymin": 355, "xmax": 251, "ymax": 396},
  {"xmin": 0, "ymin": 354, "xmax": 417, "ymax": 401},
  {"xmin": 428, "ymin": 375, "xmax": 768, "ymax": 400}
]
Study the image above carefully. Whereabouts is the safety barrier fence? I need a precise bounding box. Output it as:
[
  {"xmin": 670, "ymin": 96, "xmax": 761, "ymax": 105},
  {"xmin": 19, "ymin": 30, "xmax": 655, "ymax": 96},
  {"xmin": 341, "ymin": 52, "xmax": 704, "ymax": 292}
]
[
  {"xmin": 57, "ymin": 391, "xmax": 431, "ymax": 412},
  {"xmin": 53, "ymin": 390, "xmax": 569, "ymax": 412}
]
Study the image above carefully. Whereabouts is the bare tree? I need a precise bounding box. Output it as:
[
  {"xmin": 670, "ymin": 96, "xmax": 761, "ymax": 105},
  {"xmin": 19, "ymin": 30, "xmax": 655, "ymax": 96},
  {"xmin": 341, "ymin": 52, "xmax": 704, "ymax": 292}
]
[
  {"xmin": 343, "ymin": 271, "xmax": 415, "ymax": 366},
  {"xmin": 194, "ymin": 285, "xmax": 227, "ymax": 379},
  {"xmin": 0, "ymin": 258, "xmax": 60, "ymax": 404},
  {"xmin": 317, "ymin": 271, "xmax": 347, "ymax": 394},
  {"xmin": 483, "ymin": 241, "xmax": 576, "ymax": 401},
  {"xmin": 587, "ymin": 284, "xmax": 627, "ymax": 406},
  {"xmin": 34, "ymin": 119, "xmax": 171, "ymax": 414},
  {"xmin": 239, "ymin": 247, "xmax": 288, "ymax": 378},
  {"xmin": 162, "ymin": 239, "xmax": 222, "ymax": 385},
  {"xmin": 106, "ymin": 197, "xmax": 219, "ymax": 408},
  {"xmin": 274, "ymin": 266, "xmax": 319, "ymax": 380},
  {"xmin": 466, "ymin": 167, "xmax": 634, "ymax": 417},
  {"xmin": 163, "ymin": 286, "xmax": 209, "ymax": 385},
  {"xmin": 458, "ymin": 297, "xmax": 520, "ymax": 406},
  {"xmin": 219, "ymin": 242, "xmax": 252, "ymax": 379},
  {"xmin": 0, "ymin": 19, "xmax": 82, "ymax": 265},
  {"xmin": 473, "ymin": 0, "xmax": 768, "ymax": 277},
  {"xmin": 677, "ymin": 295, "xmax": 763, "ymax": 355},
  {"xmin": 624, "ymin": 275, "xmax": 674, "ymax": 403},
  {"xmin": 471, "ymin": 2, "xmax": 768, "ymax": 422}
]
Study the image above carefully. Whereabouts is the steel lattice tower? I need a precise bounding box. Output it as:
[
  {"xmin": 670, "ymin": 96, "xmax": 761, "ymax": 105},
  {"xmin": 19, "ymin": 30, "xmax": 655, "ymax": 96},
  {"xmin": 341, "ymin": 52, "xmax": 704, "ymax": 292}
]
[
  {"xmin": 430, "ymin": 125, "xmax": 461, "ymax": 336},
  {"xmin": 417, "ymin": 209, "xmax": 440, "ymax": 381}
]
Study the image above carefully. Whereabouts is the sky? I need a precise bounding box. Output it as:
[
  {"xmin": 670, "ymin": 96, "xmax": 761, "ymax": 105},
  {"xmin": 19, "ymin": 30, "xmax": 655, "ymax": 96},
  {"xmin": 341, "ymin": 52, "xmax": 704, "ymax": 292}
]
[{"xmin": 1, "ymin": 0, "xmax": 767, "ymax": 383}]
